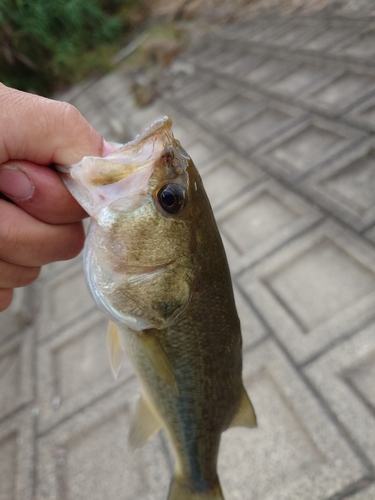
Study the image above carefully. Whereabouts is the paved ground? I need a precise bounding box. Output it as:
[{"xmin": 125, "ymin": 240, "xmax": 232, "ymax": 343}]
[{"xmin": 2, "ymin": 0, "xmax": 375, "ymax": 498}]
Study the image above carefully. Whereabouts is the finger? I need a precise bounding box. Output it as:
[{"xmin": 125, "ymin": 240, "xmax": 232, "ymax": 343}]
[
  {"xmin": 0, "ymin": 199, "xmax": 85, "ymax": 266},
  {"xmin": 0, "ymin": 84, "xmax": 107, "ymax": 166},
  {"xmin": 0, "ymin": 289, "xmax": 13, "ymax": 313},
  {"xmin": 0, "ymin": 161, "xmax": 87, "ymax": 224},
  {"xmin": 0, "ymin": 259, "xmax": 40, "ymax": 288}
]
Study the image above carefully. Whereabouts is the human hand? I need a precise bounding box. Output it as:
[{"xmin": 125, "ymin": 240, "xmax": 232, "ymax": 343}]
[{"xmin": 0, "ymin": 84, "xmax": 111, "ymax": 312}]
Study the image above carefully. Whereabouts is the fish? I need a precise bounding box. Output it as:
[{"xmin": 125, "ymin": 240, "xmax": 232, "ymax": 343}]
[{"xmin": 57, "ymin": 116, "xmax": 256, "ymax": 500}]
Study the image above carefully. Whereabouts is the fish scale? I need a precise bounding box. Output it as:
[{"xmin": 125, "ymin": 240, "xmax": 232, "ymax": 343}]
[{"xmin": 57, "ymin": 116, "xmax": 256, "ymax": 500}]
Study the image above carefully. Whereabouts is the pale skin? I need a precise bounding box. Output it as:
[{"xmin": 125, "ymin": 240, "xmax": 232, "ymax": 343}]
[{"xmin": 0, "ymin": 84, "xmax": 113, "ymax": 312}]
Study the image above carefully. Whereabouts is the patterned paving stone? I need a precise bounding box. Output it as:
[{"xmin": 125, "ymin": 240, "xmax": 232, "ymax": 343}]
[
  {"xmin": 201, "ymin": 90, "xmax": 265, "ymax": 131},
  {"xmin": 218, "ymin": 339, "xmax": 367, "ymax": 500},
  {"xmin": 349, "ymin": 484, "xmax": 375, "ymax": 500},
  {"xmin": 219, "ymin": 52, "xmax": 265, "ymax": 78},
  {"xmin": 37, "ymin": 311, "xmax": 135, "ymax": 434},
  {"xmin": 0, "ymin": 287, "xmax": 34, "ymax": 344},
  {"xmin": 0, "ymin": 409, "xmax": 34, "ymax": 500},
  {"xmin": 331, "ymin": 29, "xmax": 375, "ymax": 61},
  {"xmin": 238, "ymin": 222, "xmax": 375, "ymax": 363},
  {"xmin": 301, "ymin": 25, "xmax": 360, "ymax": 52},
  {"xmin": 243, "ymin": 56, "xmax": 295, "ymax": 86},
  {"xmin": 216, "ymin": 180, "xmax": 321, "ymax": 273},
  {"xmin": 254, "ymin": 117, "xmax": 365, "ymax": 181},
  {"xmin": 305, "ymin": 322, "xmax": 375, "ymax": 467},
  {"xmin": 200, "ymin": 152, "xmax": 265, "ymax": 212},
  {"xmin": 301, "ymin": 70, "xmax": 375, "ymax": 116},
  {"xmin": 265, "ymin": 63, "xmax": 341, "ymax": 98},
  {"xmin": 302, "ymin": 139, "xmax": 375, "ymax": 230},
  {"xmin": 247, "ymin": 21, "xmax": 289, "ymax": 44},
  {"xmin": 344, "ymin": 94, "xmax": 375, "ymax": 131},
  {"xmin": 266, "ymin": 23, "xmax": 323, "ymax": 48},
  {"xmin": 37, "ymin": 261, "xmax": 96, "ymax": 341},
  {"xmin": 182, "ymin": 130, "xmax": 226, "ymax": 173},
  {"xmin": 228, "ymin": 101, "xmax": 307, "ymax": 152},
  {"xmin": 0, "ymin": 329, "xmax": 33, "ymax": 422},
  {"xmin": 183, "ymin": 83, "xmax": 232, "ymax": 115},
  {"xmin": 37, "ymin": 383, "xmax": 171, "ymax": 500},
  {"xmin": 233, "ymin": 284, "xmax": 268, "ymax": 351}
]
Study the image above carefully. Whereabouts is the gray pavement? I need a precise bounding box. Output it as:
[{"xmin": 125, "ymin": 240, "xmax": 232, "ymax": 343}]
[{"xmin": 1, "ymin": 0, "xmax": 375, "ymax": 498}]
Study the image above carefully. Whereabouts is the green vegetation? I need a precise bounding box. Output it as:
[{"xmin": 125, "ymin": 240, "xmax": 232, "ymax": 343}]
[{"xmin": 0, "ymin": 0, "xmax": 148, "ymax": 95}]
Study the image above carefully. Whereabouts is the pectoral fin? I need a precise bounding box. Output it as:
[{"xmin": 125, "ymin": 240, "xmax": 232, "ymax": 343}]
[
  {"xmin": 229, "ymin": 386, "xmax": 257, "ymax": 428},
  {"xmin": 138, "ymin": 332, "xmax": 179, "ymax": 395},
  {"xmin": 107, "ymin": 321, "xmax": 125, "ymax": 379},
  {"xmin": 129, "ymin": 395, "xmax": 162, "ymax": 449}
]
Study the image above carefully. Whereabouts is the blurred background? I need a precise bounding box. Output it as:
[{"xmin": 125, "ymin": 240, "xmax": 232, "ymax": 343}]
[{"xmin": 1, "ymin": 0, "xmax": 375, "ymax": 499}]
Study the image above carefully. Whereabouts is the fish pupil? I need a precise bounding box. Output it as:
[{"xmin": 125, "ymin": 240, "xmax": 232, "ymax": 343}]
[{"xmin": 158, "ymin": 183, "xmax": 186, "ymax": 214}]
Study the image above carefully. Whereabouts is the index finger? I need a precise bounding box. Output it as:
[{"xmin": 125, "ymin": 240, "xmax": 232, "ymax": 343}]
[{"xmin": 0, "ymin": 84, "xmax": 106, "ymax": 166}]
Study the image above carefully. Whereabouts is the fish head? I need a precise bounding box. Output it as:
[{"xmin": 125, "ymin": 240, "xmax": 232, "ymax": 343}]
[{"xmin": 59, "ymin": 117, "xmax": 208, "ymax": 331}]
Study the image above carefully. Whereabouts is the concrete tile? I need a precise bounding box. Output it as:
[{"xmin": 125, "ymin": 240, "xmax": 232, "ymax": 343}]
[
  {"xmin": 302, "ymin": 139, "xmax": 375, "ymax": 230},
  {"xmin": 233, "ymin": 284, "xmax": 268, "ymax": 351},
  {"xmin": 238, "ymin": 221, "xmax": 375, "ymax": 363},
  {"xmin": 344, "ymin": 94, "xmax": 375, "ymax": 131},
  {"xmin": 219, "ymin": 339, "xmax": 367, "ymax": 500},
  {"xmin": 0, "ymin": 409, "xmax": 34, "ymax": 500},
  {"xmin": 254, "ymin": 117, "xmax": 364, "ymax": 181},
  {"xmin": 0, "ymin": 328, "xmax": 33, "ymax": 421},
  {"xmin": 219, "ymin": 52, "xmax": 265, "ymax": 78},
  {"xmin": 301, "ymin": 26, "xmax": 359, "ymax": 52},
  {"xmin": 182, "ymin": 130, "xmax": 225, "ymax": 173},
  {"xmin": 301, "ymin": 71, "xmax": 375, "ymax": 115},
  {"xmin": 203, "ymin": 92, "xmax": 265, "ymax": 130},
  {"xmin": 228, "ymin": 101, "xmax": 307, "ymax": 153},
  {"xmin": 331, "ymin": 30, "xmax": 375, "ymax": 60},
  {"xmin": 265, "ymin": 63, "xmax": 341, "ymax": 98},
  {"xmin": 37, "ymin": 261, "xmax": 96, "ymax": 341},
  {"xmin": 37, "ymin": 311, "xmax": 135, "ymax": 434},
  {"xmin": 183, "ymin": 83, "xmax": 232, "ymax": 115},
  {"xmin": 364, "ymin": 225, "xmax": 375, "ymax": 243},
  {"xmin": 243, "ymin": 56, "xmax": 295, "ymax": 85},
  {"xmin": 169, "ymin": 76, "xmax": 209, "ymax": 101},
  {"xmin": 267, "ymin": 24, "xmax": 323, "ymax": 48},
  {"xmin": 305, "ymin": 322, "xmax": 375, "ymax": 467},
  {"xmin": 247, "ymin": 22, "xmax": 289, "ymax": 43},
  {"xmin": 0, "ymin": 287, "xmax": 34, "ymax": 343},
  {"xmin": 216, "ymin": 180, "xmax": 321, "ymax": 273},
  {"xmin": 37, "ymin": 382, "xmax": 171, "ymax": 500},
  {"xmin": 200, "ymin": 152, "xmax": 265, "ymax": 212},
  {"xmin": 349, "ymin": 484, "xmax": 375, "ymax": 500}
]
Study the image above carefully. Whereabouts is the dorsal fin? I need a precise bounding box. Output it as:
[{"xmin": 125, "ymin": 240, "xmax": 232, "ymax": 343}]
[
  {"xmin": 229, "ymin": 386, "xmax": 257, "ymax": 428},
  {"xmin": 106, "ymin": 321, "xmax": 125, "ymax": 379},
  {"xmin": 128, "ymin": 395, "xmax": 162, "ymax": 449},
  {"xmin": 137, "ymin": 332, "xmax": 179, "ymax": 395}
]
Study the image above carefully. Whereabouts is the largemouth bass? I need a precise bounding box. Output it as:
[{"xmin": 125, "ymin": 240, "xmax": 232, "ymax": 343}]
[{"xmin": 58, "ymin": 117, "xmax": 256, "ymax": 500}]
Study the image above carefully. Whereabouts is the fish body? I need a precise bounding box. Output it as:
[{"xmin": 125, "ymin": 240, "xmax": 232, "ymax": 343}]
[{"xmin": 58, "ymin": 117, "xmax": 256, "ymax": 500}]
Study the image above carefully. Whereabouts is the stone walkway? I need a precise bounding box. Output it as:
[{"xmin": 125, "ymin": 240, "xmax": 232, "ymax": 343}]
[{"xmin": 1, "ymin": 0, "xmax": 375, "ymax": 499}]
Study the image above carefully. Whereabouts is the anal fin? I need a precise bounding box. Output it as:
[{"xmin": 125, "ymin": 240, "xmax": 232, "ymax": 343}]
[
  {"xmin": 107, "ymin": 321, "xmax": 125, "ymax": 379},
  {"xmin": 229, "ymin": 385, "xmax": 257, "ymax": 428},
  {"xmin": 168, "ymin": 477, "xmax": 225, "ymax": 500},
  {"xmin": 138, "ymin": 331, "xmax": 179, "ymax": 395},
  {"xmin": 129, "ymin": 395, "xmax": 162, "ymax": 449}
]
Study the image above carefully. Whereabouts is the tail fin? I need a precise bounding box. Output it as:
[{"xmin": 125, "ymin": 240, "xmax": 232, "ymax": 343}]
[{"xmin": 168, "ymin": 477, "xmax": 225, "ymax": 500}]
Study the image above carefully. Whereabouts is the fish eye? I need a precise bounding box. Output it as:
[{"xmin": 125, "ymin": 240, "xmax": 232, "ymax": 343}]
[{"xmin": 157, "ymin": 183, "xmax": 186, "ymax": 214}]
